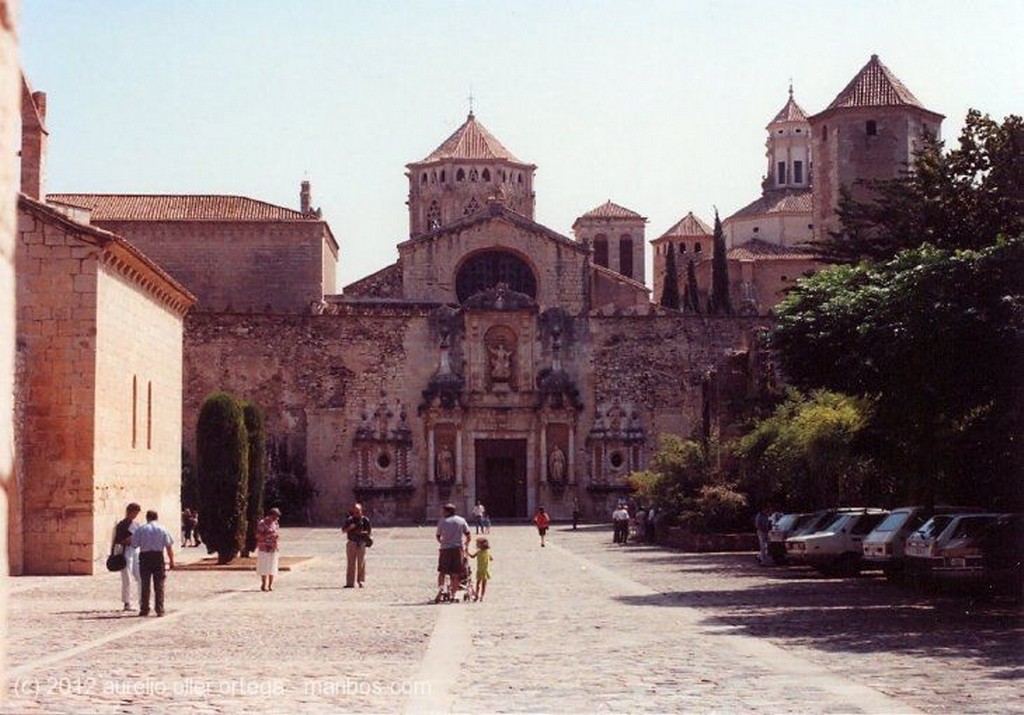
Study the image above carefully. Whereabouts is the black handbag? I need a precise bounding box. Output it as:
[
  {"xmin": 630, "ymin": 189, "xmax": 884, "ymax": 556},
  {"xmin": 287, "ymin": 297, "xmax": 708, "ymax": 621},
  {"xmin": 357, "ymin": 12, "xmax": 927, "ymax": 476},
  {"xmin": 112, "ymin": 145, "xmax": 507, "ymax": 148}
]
[
  {"xmin": 363, "ymin": 536, "xmax": 373, "ymax": 548},
  {"xmin": 106, "ymin": 553, "xmax": 126, "ymax": 572}
]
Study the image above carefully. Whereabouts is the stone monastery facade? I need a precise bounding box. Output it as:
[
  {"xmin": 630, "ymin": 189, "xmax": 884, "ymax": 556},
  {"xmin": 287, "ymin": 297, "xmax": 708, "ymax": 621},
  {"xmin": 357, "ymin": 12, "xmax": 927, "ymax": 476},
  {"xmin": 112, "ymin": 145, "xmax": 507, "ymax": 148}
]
[{"xmin": 11, "ymin": 54, "xmax": 944, "ymax": 546}]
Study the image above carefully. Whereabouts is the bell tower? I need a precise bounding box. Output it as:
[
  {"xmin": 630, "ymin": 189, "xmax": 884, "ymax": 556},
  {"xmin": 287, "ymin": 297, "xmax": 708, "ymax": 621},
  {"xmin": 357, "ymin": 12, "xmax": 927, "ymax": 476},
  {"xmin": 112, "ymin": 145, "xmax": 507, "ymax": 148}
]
[
  {"xmin": 765, "ymin": 84, "xmax": 811, "ymax": 192},
  {"xmin": 405, "ymin": 113, "xmax": 537, "ymax": 238}
]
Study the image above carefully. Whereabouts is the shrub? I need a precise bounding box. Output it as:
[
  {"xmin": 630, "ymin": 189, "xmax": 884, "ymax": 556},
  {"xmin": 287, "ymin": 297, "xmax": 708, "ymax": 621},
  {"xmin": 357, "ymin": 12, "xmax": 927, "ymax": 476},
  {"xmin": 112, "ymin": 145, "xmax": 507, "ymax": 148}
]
[{"xmin": 196, "ymin": 392, "xmax": 249, "ymax": 563}]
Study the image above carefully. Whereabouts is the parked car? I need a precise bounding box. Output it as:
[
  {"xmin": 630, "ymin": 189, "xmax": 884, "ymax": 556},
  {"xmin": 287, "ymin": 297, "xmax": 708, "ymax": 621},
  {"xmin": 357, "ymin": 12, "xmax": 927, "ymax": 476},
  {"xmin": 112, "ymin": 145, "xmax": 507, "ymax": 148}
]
[
  {"xmin": 904, "ymin": 513, "xmax": 1004, "ymax": 578},
  {"xmin": 862, "ymin": 506, "xmax": 984, "ymax": 580},
  {"xmin": 785, "ymin": 509, "xmax": 889, "ymax": 576},
  {"xmin": 767, "ymin": 513, "xmax": 813, "ymax": 565},
  {"xmin": 930, "ymin": 513, "xmax": 1023, "ymax": 599}
]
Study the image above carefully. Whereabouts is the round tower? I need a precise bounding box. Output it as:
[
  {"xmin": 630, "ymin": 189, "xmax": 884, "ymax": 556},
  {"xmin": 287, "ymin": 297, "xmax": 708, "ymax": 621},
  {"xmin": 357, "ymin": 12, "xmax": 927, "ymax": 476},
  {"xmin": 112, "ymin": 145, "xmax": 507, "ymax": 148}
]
[{"xmin": 405, "ymin": 112, "xmax": 537, "ymax": 238}]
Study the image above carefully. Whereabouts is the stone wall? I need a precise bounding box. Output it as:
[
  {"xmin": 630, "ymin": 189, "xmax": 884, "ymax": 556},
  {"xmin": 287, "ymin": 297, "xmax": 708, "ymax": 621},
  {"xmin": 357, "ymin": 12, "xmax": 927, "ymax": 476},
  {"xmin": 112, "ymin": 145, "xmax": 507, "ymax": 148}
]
[
  {"xmin": 90, "ymin": 219, "xmax": 334, "ymax": 314},
  {"xmin": 2, "ymin": 0, "xmax": 20, "ymax": 686},
  {"xmin": 93, "ymin": 266, "xmax": 185, "ymax": 565},
  {"xmin": 184, "ymin": 309, "xmax": 767, "ymax": 526},
  {"xmin": 15, "ymin": 202, "xmax": 190, "ymax": 574},
  {"xmin": 16, "ymin": 209, "xmax": 101, "ymax": 574}
]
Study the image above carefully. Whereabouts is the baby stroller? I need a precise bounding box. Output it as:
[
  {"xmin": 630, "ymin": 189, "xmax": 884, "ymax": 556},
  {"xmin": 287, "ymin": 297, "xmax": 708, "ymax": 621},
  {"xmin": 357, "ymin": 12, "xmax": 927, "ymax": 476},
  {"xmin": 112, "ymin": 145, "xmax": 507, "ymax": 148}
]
[{"xmin": 434, "ymin": 553, "xmax": 476, "ymax": 603}]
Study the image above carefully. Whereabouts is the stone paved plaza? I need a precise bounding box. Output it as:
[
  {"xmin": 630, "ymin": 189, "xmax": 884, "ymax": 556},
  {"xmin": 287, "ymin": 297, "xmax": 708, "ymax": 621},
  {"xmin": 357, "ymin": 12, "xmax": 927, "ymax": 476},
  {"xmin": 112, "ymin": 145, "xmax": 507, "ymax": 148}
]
[{"xmin": 2, "ymin": 523, "xmax": 1021, "ymax": 714}]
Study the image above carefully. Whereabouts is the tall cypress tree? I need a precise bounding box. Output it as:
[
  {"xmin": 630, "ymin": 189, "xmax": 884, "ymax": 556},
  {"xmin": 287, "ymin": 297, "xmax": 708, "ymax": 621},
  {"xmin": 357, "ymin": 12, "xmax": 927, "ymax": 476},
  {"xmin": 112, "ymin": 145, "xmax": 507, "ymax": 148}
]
[
  {"xmin": 710, "ymin": 209, "xmax": 732, "ymax": 315},
  {"xmin": 684, "ymin": 258, "xmax": 702, "ymax": 314},
  {"xmin": 660, "ymin": 242, "xmax": 681, "ymax": 310},
  {"xmin": 241, "ymin": 401, "xmax": 267, "ymax": 557},
  {"xmin": 197, "ymin": 392, "xmax": 249, "ymax": 564}
]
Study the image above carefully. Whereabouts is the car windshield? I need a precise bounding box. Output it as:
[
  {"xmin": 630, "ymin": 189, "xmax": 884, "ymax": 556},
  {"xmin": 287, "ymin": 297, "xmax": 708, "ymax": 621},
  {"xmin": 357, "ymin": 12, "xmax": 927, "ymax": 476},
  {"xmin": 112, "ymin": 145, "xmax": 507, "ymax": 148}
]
[
  {"xmin": 820, "ymin": 513, "xmax": 851, "ymax": 532},
  {"xmin": 872, "ymin": 511, "xmax": 910, "ymax": 533},
  {"xmin": 774, "ymin": 514, "xmax": 799, "ymax": 531},
  {"xmin": 948, "ymin": 516, "xmax": 999, "ymax": 540},
  {"xmin": 914, "ymin": 515, "xmax": 954, "ymax": 540}
]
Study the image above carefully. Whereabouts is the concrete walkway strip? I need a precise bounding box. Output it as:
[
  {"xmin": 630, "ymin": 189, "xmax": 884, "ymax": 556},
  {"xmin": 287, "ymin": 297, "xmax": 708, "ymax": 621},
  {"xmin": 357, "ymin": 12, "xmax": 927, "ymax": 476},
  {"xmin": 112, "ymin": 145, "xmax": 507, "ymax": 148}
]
[
  {"xmin": 7, "ymin": 590, "xmax": 241, "ymax": 678},
  {"xmin": 403, "ymin": 602, "xmax": 471, "ymax": 714}
]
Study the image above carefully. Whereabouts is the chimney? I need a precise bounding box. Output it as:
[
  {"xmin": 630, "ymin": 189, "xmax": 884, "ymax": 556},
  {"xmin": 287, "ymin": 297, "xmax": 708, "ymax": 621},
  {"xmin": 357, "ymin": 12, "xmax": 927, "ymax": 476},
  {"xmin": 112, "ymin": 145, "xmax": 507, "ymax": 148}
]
[
  {"xmin": 300, "ymin": 180, "xmax": 311, "ymax": 214},
  {"xmin": 20, "ymin": 76, "xmax": 48, "ymax": 200}
]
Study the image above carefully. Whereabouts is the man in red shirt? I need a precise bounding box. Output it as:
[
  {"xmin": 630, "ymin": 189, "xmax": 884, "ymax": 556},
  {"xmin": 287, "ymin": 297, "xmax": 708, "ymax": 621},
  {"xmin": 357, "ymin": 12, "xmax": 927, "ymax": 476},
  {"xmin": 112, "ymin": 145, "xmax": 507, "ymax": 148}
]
[{"xmin": 533, "ymin": 506, "xmax": 551, "ymax": 547}]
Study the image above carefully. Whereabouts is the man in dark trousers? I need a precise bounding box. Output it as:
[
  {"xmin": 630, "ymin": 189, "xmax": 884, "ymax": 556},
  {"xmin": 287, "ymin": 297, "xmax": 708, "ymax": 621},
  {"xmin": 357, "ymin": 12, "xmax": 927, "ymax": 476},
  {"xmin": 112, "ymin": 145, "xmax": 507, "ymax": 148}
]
[{"xmin": 131, "ymin": 510, "xmax": 175, "ymax": 616}]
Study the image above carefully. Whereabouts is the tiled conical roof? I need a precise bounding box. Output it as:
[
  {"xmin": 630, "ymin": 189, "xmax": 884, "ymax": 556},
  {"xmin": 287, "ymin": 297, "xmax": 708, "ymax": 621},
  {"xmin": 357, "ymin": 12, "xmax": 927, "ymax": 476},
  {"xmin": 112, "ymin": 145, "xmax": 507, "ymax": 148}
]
[
  {"xmin": 770, "ymin": 87, "xmax": 808, "ymax": 124},
  {"xmin": 655, "ymin": 211, "xmax": 712, "ymax": 241},
  {"xmin": 826, "ymin": 55, "xmax": 925, "ymax": 110},
  {"xmin": 419, "ymin": 112, "xmax": 522, "ymax": 163},
  {"xmin": 578, "ymin": 200, "xmax": 644, "ymax": 220}
]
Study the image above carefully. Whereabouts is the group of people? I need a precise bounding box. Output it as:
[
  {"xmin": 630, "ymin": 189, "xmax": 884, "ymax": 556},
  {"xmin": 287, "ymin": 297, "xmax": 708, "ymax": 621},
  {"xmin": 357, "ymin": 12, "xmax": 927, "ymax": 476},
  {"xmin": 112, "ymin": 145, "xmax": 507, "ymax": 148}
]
[
  {"xmin": 111, "ymin": 503, "xmax": 175, "ymax": 616},
  {"xmin": 612, "ymin": 502, "xmax": 658, "ymax": 545},
  {"xmin": 181, "ymin": 508, "xmax": 201, "ymax": 547}
]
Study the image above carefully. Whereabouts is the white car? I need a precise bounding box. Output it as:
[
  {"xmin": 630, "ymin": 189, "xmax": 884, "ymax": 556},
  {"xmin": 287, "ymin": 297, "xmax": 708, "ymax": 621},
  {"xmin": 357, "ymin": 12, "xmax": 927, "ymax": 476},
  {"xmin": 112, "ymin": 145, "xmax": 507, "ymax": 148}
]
[
  {"xmin": 862, "ymin": 506, "xmax": 983, "ymax": 580},
  {"xmin": 786, "ymin": 509, "xmax": 889, "ymax": 576},
  {"xmin": 904, "ymin": 513, "xmax": 1004, "ymax": 576}
]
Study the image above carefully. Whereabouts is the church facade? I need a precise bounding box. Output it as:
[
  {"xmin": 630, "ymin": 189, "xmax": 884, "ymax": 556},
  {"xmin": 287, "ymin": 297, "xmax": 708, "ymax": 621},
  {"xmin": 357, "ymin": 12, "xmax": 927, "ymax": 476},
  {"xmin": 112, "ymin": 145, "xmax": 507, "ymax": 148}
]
[{"xmin": 33, "ymin": 54, "xmax": 940, "ymax": 527}]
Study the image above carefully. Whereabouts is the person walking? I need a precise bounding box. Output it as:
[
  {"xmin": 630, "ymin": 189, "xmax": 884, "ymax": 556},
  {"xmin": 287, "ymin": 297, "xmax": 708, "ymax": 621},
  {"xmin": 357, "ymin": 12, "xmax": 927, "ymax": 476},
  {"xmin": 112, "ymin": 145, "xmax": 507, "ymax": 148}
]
[
  {"xmin": 612, "ymin": 503, "xmax": 630, "ymax": 545},
  {"xmin": 467, "ymin": 537, "xmax": 493, "ymax": 602},
  {"xmin": 131, "ymin": 510, "xmax": 175, "ymax": 617},
  {"xmin": 256, "ymin": 507, "xmax": 281, "ymax": 592},
  {"xmin": 435, "ymin": 503, "xmax": 471, "ymax": 601},
  {"xmin": 113, "ymin": 502, "xmax": 141, "ymax": 611},
  {"xmin": 533, "ymin": 506, "xmax": 551, "ymax": 547},
  {"xmin": 755, "ymin": 505, "xmax": 772, "ymax": 566},
  {"xmin": 342, "ymin": 503, "xmax": 372, "ymax": 588},
  {"xmin": 472, "ymin": 501, "xmax": 486, "ymax": 534},
  {"xmin": 572, "ymin": 497, "xmax": 581, "ymax": 531}
]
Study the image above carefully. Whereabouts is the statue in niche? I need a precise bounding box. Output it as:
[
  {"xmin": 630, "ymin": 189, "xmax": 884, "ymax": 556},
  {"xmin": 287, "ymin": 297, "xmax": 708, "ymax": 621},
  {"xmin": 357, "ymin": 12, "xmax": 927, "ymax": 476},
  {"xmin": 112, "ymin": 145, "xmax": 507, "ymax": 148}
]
[
  {"xmin": 489, "ymin": 343, "xmax": 512, "ymax": 382},
  {"xmin": 437, "ymin": 444, "xmax": 454, "ymax": 483},
  {"xmin": 549, "ymin": 446, "xmax": 566, "ymax": 483}
]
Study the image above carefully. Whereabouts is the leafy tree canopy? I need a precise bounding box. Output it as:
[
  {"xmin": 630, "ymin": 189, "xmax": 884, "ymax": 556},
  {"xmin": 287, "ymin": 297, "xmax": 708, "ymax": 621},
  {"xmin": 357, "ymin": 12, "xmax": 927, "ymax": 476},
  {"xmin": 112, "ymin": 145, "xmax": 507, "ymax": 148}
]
[{"xmin": 820, "ymin": 111, "xmax": 1024, "ymax": 264}]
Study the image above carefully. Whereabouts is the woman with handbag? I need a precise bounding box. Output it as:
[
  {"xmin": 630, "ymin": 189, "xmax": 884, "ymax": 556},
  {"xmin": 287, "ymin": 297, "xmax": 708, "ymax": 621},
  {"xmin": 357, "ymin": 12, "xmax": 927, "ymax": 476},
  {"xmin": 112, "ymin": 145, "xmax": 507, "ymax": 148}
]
[
  {"xmin": 256, "ymin": 508, "xmax": 282, "ymax": 592},
  {"xmin": 342, "ymin": 503, "xmax": 372, "ymax": 588},
  {"xmin": 112, "ymin": 503, "xmax": 141, "ymax": 611}
]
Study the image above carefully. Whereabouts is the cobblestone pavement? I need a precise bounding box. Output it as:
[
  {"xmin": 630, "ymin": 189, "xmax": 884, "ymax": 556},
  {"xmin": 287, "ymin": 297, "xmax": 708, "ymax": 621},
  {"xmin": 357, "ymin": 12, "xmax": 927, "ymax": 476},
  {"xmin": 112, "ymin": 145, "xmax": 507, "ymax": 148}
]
[{"xmin": 2, "ymin": 523, "xmax": 1021, "ymax": 714}]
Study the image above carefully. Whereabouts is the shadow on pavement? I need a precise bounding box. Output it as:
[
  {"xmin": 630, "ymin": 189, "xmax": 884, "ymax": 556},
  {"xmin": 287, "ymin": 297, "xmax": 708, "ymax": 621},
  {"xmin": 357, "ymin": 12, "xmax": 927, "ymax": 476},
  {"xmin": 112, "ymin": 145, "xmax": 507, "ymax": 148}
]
[{"xmin": 613, "ymin": 553, "xmax": 1024, "ymax": 677}]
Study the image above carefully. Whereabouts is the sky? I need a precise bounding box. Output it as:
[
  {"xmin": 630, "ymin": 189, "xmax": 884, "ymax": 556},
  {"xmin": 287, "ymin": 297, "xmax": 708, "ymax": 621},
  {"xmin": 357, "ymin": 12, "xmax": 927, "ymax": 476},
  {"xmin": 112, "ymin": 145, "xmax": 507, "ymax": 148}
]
[{"xmin": 18, "ymin": 1, "xmax": 1024, "ymax": 290}]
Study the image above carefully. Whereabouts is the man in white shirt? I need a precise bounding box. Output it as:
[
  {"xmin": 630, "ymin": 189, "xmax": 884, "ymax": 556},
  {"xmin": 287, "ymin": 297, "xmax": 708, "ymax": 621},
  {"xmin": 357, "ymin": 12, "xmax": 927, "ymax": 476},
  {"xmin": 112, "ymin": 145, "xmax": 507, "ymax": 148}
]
[
  {"xmin": 612, "ymin": 504, "xmax": 630, "ymax": 545},
  {"xmin": 435, "ymin": 503, "xmax": 471, "ymax": 599},
  {"xmin": 131, "ymin": 510, "xmax": 175, "ymax": 617},
  {"xmin": 472, "ymin": 501, "xmax": 486, "ymax": 534}
]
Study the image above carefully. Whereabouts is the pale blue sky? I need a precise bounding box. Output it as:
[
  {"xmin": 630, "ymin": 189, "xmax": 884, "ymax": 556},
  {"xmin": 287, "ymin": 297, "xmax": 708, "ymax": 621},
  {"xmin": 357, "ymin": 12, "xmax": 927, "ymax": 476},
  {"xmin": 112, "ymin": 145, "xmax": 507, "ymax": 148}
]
[{"xmin": 19, "ymin": 1, "xmax": 1023, "ymax": 289}]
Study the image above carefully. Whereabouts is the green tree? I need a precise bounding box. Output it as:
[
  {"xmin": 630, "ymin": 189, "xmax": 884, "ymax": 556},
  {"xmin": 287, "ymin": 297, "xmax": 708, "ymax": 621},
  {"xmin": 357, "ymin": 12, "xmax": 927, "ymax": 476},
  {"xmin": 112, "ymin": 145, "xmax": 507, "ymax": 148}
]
[
  {"xmin": 733, "ymin": 390, "xmax": 884, "ymax": 510},
  {"xmin": 709, "ymin": 209, "xmax": 732, "ymax": 314},
  {"xmin": 630, "ymin": 434, "xmax": 747, "ymax": 531},
  {"xmin": 683, "ymin": 258, "xmax": 702, "ymax": 314},
  {"xmin": 820, "ymin": 111, "xmax": 1024, "ymax": 264},
  {"xmin": 660, "ymin": 241, "xmax": 681, "ymax": 309},
  {"xmin": 196, "ymin": 392, "xmax": 250, "ymax": 563},
  {"xmin": 773, "ymin": 239, "xmax": 1024, "ymax": 508},
  {"xmin": 241, "ymin": 402, "xmax": 267, "ymax": 557}
]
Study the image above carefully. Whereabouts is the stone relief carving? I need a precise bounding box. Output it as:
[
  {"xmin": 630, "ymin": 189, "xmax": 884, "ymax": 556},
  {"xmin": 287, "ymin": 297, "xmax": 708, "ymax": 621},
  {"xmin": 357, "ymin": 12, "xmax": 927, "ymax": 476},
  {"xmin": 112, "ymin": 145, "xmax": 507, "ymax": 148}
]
[{"xmin": 352, "ymin": 391, "xmax": 413, "ymax": 489}]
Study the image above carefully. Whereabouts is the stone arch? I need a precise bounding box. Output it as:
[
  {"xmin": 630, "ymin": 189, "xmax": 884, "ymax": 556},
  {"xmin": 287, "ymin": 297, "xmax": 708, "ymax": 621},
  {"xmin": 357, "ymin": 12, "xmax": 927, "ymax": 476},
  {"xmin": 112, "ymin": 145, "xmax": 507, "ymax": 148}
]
[{"xmin": 455, "ymin": 249, "xmax": 538, "ymax": 303}]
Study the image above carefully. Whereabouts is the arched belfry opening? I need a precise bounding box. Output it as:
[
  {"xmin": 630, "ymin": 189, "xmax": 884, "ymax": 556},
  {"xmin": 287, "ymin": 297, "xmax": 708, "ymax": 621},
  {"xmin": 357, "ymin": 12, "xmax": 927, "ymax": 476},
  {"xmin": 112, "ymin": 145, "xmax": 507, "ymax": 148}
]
[{"xmin": 455, "ymin": 250, "xmax": 537, "ymax": 304}]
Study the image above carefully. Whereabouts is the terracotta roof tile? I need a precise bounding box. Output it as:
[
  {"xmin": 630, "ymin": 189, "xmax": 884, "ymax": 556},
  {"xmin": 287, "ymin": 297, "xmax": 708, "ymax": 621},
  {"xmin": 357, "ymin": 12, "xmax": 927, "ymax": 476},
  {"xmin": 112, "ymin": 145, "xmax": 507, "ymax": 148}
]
[
  {"xmin": 826, "ymin": 55, "xmax": 926, "ymax": 111},
  {"xmin": 653, "ymin": 211, "xmax": 712, "ymax": 242},
  {"xmin": 727, "ymin": 189, "xmax": 812, "ymax": 221},
  {"xmin": 769, "ymin": 91, "xmax": 808, "ymax": 124},
  {"xmin": 728, "ymin": 238, "xmax": 817, "ymax": 261},
  {"xmin": 419, "ymin": 113, "xmax": 522, "ymax": 163},
  {"xmin": 47, "ymin": 194, "xmax": 317, "ymax": 222},
  {"xmin": 579, "ymin": 200, "xmax": 645, "ymax": 221}
]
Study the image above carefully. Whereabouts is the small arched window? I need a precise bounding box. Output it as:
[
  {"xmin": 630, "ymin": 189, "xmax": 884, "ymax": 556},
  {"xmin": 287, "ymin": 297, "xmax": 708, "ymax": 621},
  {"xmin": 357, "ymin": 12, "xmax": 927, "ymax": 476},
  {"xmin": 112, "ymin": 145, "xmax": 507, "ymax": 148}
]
[
  {"xmin": 427, "ymin": 201, "xmax": 441, "ymax": 230},
  {"xmin": 822, "ymin": 125, "xmax": 828, "ymax": 140},
  {"xmin": 517, "ymin": 173, "xmax": 523, "ymax": 184},
  {"xmin": 469, "ymin": 168, "xmax": 478, "ymax": 181},
  {"xmin": 593, "ymin": 234, "xmax": 609, "ymax": 267},
  {"xmin": 421, "ymin": 172, "xmax": 428, "ymax": 185},
  {"xmin": 866, "ymin": 120, "xmax": 877, "ymax": 136},
  {"xmin": 695, "ymin": 242, "xmax": 703, "ymax": 253},
  {"xmin": 440, "ymin": 170, "xmax": 446, "ymax": 183},
  {"xmin": 482, "ymin": 168, "xmax": 491, "ymax": 182},
  {"xmin": 456, "ymin": 168, "xmax": 466, "ymax": 182}
]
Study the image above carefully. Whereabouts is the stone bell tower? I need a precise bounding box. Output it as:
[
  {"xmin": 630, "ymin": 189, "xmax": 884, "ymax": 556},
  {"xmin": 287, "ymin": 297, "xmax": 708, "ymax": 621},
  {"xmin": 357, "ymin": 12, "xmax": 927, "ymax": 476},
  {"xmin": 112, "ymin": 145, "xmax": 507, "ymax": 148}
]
[{"xmin": 405, "ymin": 112, "xmax": 537, "ymax": 238}]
